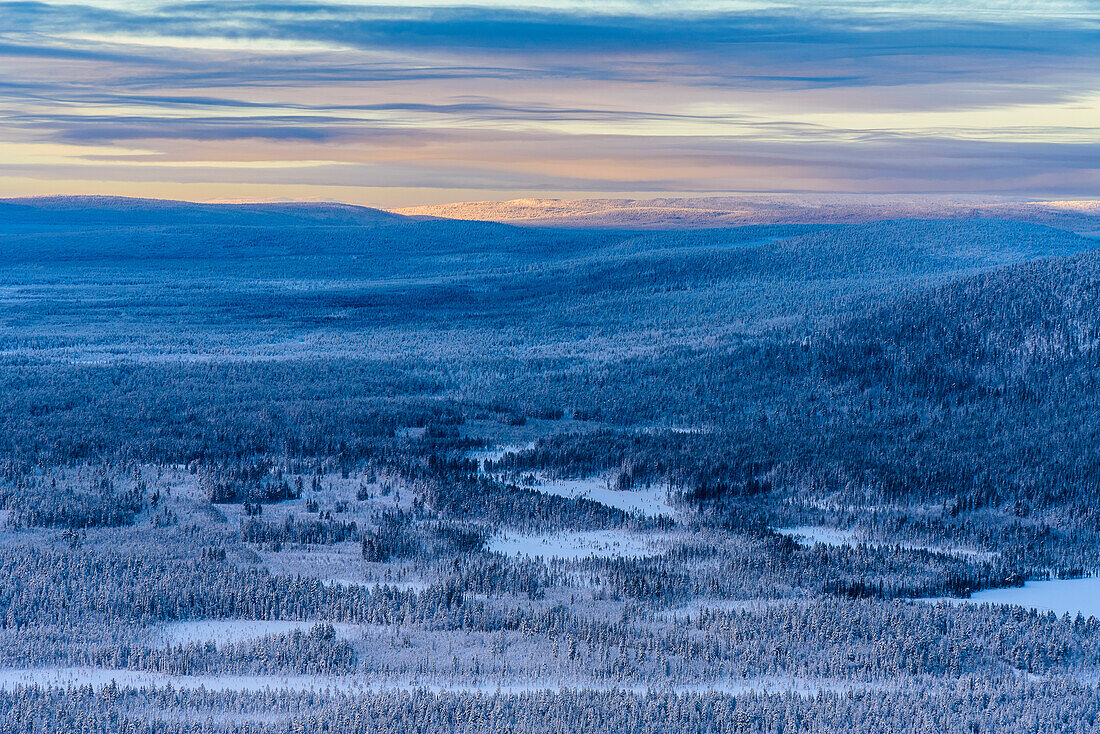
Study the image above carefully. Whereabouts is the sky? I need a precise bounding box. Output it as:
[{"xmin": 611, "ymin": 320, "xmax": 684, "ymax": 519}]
[{"xmin": 0, "ymin": 0, "xmax": 1098, "ymax": 206}]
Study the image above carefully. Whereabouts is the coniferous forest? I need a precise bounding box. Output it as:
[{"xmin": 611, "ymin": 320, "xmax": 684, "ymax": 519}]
[{"xmin": 1, "ymin": 196, "xmax": 1100, "ymax": 732}]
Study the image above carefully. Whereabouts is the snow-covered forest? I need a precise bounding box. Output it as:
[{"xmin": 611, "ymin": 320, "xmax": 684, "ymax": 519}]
[{"xmin": 2, "ymin": 197, "xmax": 1100, "ymax": 732}]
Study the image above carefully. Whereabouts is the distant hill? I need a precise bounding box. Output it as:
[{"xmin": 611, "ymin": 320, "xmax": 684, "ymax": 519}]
[
  {"xmin": 394, "ymin": 196, "xmax": 1100, "ymax": 234},
  {"xmin": 0, "ymin": 196, "xmax": 406, "ymax": 227},
  {"xmin": 751, "ymin": 218, "xmax": 1097, "ymax": 277},
  {"xmin": 1, "ymin": 196, "xmax": 1091, "ymax": 289}
]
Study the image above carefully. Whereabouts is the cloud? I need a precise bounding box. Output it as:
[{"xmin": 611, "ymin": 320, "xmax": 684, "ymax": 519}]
[
  {"xmin": 9, "ymin": 2, "xmax": 1100, "ymax": 89},
  {"xmin": 0, "ymin": 1, "xmax": 1097, "ymax": 200}
]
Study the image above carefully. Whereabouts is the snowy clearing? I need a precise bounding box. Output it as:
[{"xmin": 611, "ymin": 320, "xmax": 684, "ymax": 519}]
[
  {"xmin": 529, "ymin": 476, "xmax": 677, "ymax": 518},
  {"xmin": 489, "ymin": 529, "xmax": 667, "ymax": 560},
  {"xmin": 669, "ymin": 598, "xmax": 800, "ymax": 619},
  {"xmin": 777, "ymin": 526, "xmax": 993, "ymax": 559},
  {"xmin": 468, "ymin": 443, "xmax": 536, "ymax": 466},
  {"xmin": 154, "ymin": 620, "xmax": 376, "ymax": 646},
  {"xmin": 778, "ymin": 526, "xmax": 859, "ymax": 547},
  {"xmin": 0, "ymin": 668, "xmax": 368, "ymax": 693},
  {"xmin": 322, "ymin": 578, "xmax": 429, "ymax": 592},
  {"xmin": 0, "ymin": 667, "xmax": 882, "ymax": 698}
]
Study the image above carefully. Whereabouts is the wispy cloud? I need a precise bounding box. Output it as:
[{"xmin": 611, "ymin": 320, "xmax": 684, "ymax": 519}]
[{"xmin": 0, "ymin": 1, "xmax": 1097, "ymax": 202}]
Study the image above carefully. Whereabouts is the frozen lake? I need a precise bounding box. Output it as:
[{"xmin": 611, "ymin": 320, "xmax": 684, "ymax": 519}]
[{"xmin": 937, "ymin": 577, "xmax": 1100, "ymax": 619}]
